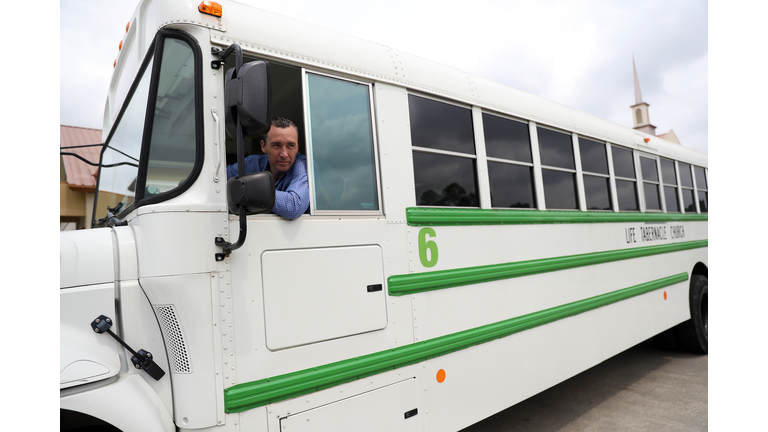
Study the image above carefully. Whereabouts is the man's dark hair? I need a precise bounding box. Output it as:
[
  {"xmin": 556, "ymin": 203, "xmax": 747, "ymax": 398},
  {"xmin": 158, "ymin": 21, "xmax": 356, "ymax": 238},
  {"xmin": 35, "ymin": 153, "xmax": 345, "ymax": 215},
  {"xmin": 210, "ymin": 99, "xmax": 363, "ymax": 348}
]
[{"xmin": 271, "ymin": 116, "xmax": 297, "ymax": 131}]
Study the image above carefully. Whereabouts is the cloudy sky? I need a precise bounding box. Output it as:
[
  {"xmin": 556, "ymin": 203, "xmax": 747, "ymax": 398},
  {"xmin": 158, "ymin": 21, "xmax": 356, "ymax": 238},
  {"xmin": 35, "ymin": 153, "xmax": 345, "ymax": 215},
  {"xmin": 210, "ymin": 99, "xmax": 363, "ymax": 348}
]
[{"xmin": 60, "ymin": 0, "xmax": 708, "ymax": 154}]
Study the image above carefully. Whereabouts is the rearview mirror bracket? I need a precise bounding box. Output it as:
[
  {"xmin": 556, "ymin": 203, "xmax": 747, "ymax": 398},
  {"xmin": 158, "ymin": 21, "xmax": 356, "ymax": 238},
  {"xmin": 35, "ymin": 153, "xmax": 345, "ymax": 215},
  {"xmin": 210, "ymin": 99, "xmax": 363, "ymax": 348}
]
[{"xmin": 212, "ymin": 44, "xmax": 274, "ymax": 261}]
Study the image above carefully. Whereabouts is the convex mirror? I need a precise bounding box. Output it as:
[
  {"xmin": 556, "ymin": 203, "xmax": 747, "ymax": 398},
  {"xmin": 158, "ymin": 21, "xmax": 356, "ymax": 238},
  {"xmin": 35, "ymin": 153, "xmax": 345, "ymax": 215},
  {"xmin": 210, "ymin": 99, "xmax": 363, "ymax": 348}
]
[{"xmin": 227, "ymin": 171, "xmax": 275, "ymax": 214}]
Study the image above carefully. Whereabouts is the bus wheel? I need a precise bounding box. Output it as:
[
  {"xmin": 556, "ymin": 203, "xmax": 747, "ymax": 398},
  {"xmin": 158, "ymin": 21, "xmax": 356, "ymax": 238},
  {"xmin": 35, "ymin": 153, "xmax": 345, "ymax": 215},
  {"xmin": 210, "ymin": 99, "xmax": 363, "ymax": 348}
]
[{"xmin": 675, "ymin": 274, "xmax": 708, "ymax": 354}]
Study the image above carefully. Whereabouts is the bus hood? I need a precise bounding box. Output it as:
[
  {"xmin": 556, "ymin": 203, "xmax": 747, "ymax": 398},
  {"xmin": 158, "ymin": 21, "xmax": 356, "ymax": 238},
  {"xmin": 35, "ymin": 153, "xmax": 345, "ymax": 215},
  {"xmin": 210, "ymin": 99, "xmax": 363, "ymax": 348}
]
[{"xmin": 60, "ymin": 228, "xmax": 121, "ymax": 389}]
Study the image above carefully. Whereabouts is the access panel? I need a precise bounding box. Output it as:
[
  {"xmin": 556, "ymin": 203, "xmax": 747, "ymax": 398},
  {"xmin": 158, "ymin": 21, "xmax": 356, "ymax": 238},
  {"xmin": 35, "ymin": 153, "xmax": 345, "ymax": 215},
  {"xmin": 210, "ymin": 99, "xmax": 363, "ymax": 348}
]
[
  {"xmin": 279, "ymin": 378, "xmax": 421, "ymax": 432},
  {"xmin": 262, "ymin": 245, "xmax": 387, "ymax": 350}
]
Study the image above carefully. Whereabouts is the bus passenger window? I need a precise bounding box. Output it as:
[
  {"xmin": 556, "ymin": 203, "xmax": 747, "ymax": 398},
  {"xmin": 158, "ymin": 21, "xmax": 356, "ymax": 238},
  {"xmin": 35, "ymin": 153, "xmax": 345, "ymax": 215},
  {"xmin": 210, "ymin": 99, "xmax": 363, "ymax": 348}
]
[
  {"xmin": 678, "ymin": 162, "xmax": 696, "ymax": 212},
  {"xmin": 611, "ymin": 146, "xmax": 639, "ymax": 211},
  {"xmin": 484, "ymin": 113, "xmax": 536, "ymax": 209},
  {"xmin": 694, "ymin": 166, "xmax": 708, "ymax": 213},
  {"xmin": 640, "ymin": 156, "xmax": 661, "ymax": 211},
  {"xmin": 660, "ymin": 158, "xmax": 680, "ymax": 212},
  {"xmin": 579, "ymin": 137, "xmax": 611, "ymax": 211},
  {"xmin": 409, "ymin": 95, "xmax": 478, "ymax": 207},
  {"xmin": 306, "ymin": 73, "xmax": 379, "ymax": 212},
  {"xmin": 538, "ymin": 127, "xmax": 578, "ymax": 210}
]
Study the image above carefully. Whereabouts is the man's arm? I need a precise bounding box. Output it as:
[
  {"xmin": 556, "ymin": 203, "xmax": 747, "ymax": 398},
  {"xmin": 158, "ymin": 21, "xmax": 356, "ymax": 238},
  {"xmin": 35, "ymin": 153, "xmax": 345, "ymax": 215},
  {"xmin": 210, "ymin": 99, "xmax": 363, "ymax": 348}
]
[
  {"xmin": 273, "ymin": 157, "xmax": 310, "ymax": 220},
  {"xmin": 226, "ymin": 155, "xmax": 265, "ymax": 180}
]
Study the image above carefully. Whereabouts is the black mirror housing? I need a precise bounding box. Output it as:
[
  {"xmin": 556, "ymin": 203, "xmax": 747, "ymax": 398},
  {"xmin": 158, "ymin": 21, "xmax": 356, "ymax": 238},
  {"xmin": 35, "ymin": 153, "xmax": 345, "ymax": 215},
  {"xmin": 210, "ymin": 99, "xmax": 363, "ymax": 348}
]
[
  {"xmin": 227, "ymin": 171, "xmax": 275, "ymax": 214},
  {"xmin": 225, "ymin": 61, "xmax": 272, "ymax": 138}
]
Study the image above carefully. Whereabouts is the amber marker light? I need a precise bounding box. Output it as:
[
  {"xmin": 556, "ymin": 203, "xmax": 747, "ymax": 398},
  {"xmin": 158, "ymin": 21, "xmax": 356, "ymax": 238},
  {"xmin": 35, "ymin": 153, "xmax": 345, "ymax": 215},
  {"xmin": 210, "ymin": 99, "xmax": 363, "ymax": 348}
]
[
  {"xmin": 199, "ymin": 1, "xmax": 223, "ymax": 17},
  {"xmin": 114, "ymin": 59, "xmax": 117, "ymax": 68},
  {"xmin": 644, "ymin": 138, "xmax": 651, "ymax": 143},
  {"xmin": 126, "ymin": 22, "xmax": 130, "ymax": 33},
  {"xmin": 436, "ymin": 369, "xmax": 446, "ymax": 383},
  {"xmin": 119, "ymin": 40, "xmax": 123, "ymax": 51},
  {"xmin": 664, "ymin": 291, "xmax": 667, "ymax": 300}
]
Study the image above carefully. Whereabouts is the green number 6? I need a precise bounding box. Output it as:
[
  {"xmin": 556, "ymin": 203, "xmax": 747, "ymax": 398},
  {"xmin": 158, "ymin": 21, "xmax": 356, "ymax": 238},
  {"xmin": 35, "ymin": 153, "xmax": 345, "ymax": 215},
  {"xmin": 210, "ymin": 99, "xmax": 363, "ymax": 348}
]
[{"xmin": 418, "ymin": 228, "xmax": 438, "ymax": 268}]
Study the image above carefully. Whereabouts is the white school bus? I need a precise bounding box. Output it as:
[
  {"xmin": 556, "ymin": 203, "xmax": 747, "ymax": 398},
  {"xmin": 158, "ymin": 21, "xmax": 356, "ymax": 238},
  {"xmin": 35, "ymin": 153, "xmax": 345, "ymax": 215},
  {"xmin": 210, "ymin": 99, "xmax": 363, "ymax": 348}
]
[{"xmin": 60, "ymin": 1, "xmax": 708, "ymax": 431}]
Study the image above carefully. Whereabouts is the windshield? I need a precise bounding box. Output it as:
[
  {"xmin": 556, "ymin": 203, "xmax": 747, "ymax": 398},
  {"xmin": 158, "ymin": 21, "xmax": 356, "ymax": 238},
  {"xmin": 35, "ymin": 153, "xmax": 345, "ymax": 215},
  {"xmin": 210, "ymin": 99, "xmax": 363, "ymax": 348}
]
[
  {"xmin": 93, "ymin": 33, "xmax": 200, "ymax": 226},
  {"xmin": 93, "ymin": 58, "xmax": 154, "ymax": 224}
]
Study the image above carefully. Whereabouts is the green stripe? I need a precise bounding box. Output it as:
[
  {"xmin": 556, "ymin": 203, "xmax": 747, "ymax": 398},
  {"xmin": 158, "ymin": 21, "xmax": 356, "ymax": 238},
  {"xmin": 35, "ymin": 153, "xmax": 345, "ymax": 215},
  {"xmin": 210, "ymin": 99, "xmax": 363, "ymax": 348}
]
[
  {"xmin": 388, "ymin": 240, "xmax": 706, "ymax": 296},
  {"xmin": 406, "ymin": 207, "xmax": 708, "ymax": 226},
  {"xmin": 224, "ymin": 273, "xmax": 688, "ymax": 413}
]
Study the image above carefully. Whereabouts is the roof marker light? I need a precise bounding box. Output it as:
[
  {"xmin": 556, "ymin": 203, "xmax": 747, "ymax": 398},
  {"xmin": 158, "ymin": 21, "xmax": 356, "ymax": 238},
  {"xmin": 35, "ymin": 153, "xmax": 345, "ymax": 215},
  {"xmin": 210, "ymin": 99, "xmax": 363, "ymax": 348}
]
[
  {"xmin": 644, "ymin": 138, "xmax": 651, "ymax": 143},
  {"xmin": 119, "ymin": 40, "xmax": 123, "ymax": 51},
  {"xmin": 126, "ymin": 22, "xmax": 130, "ymax": 33},
  {"xmin": 199, "ymin": 1, "xmax": 223, "ymax": 17}
]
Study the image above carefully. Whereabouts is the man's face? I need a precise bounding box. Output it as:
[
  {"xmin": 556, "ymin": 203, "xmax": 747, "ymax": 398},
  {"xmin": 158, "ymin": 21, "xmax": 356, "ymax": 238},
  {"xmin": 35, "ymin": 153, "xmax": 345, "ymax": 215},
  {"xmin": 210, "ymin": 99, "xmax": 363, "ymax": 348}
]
[{"xmin": 261, "ymin": 126, "xmax": 299, "ymax": 179}]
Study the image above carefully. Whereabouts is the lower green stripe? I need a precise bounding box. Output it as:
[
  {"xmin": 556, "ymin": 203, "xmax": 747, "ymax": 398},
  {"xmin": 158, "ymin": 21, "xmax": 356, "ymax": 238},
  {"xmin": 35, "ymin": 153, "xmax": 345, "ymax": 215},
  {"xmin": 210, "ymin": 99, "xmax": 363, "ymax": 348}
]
[
  {"xmin": 388, "ymin": 240, "xmax": 706, "ymax": 296},
  {"xmin": 224, "ymin": 273, "xmax": 688, "ymax": 413}
]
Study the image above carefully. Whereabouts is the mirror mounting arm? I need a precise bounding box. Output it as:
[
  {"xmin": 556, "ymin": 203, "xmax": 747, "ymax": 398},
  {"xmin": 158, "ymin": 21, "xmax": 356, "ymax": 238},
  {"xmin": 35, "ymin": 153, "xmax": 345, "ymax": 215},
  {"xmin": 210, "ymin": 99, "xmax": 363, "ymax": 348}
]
[
  {"xmin": 213, "ymin": 43, "xmax": 246, "ymax": 261},
  {"xmin": 211, "ymin": 44, "xmax": 273, "ymax": 262},
  {"xmin": 210, "ymin": 46, "xmax": 241, "ymax": 70}
]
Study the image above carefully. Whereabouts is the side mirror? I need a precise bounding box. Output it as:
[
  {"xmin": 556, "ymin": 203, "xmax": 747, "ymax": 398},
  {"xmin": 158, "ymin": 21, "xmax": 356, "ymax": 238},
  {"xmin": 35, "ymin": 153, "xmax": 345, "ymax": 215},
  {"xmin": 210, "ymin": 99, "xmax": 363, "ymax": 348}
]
[
  {"xmin": 225, "ymin": 61, "xmax": 272, "ymax": 138},
  {"xmin": 227, "ymin": 171, "xmax": 275, "ymax": 214}
]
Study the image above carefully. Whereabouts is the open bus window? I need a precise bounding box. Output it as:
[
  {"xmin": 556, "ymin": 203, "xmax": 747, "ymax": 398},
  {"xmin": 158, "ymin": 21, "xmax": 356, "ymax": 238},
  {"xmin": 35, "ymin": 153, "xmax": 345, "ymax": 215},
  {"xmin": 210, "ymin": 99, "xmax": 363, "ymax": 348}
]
[
  {"xmin": 306, "ymin": 73, "xmax": 379, "ymax": 212},
  {"xmin": 224, "ymin": 60, "xmax": 305, "ymax": 167},
  {"xmin": 409, "ymin": 95, "xmax": 478, "ymax": 207}
]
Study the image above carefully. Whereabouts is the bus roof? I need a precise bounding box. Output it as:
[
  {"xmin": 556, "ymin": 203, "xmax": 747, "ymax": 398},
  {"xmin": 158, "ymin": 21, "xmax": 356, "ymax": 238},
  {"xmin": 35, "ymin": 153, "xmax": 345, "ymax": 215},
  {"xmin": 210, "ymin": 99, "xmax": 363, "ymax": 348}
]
[{"xmin": 106, "ymin": 0, "xmax": 706, "ymax": 167}]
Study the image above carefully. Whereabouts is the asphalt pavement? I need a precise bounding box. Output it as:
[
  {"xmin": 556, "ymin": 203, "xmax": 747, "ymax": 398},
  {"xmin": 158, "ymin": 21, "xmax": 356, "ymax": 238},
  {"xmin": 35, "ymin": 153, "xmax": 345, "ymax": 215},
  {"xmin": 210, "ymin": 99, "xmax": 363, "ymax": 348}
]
[{"xmin": 460, "ymin": 339, "xmax": 708, "ymax": 432}]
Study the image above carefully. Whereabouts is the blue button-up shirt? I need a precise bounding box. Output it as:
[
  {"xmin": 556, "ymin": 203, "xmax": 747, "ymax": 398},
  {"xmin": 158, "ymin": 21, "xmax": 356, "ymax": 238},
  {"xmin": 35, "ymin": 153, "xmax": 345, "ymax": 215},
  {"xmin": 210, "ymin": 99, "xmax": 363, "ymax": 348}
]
[{"xmin": 226, "ymin": 154, "xmax": 310, "ymax": 220}]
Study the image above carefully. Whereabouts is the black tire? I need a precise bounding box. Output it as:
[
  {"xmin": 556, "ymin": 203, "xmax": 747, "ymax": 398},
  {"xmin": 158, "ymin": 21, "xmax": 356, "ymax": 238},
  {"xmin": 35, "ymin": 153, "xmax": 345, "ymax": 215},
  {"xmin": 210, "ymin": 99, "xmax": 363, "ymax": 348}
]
[{"xmin": 674, "ymin": 273, "xmax": 708, "ymax": 354}]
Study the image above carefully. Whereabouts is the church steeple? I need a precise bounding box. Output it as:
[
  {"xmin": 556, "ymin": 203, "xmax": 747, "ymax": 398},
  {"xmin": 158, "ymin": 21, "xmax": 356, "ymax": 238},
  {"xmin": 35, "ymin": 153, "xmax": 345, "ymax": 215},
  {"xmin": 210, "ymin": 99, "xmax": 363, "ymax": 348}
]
[{"xmin": 631, "ymin": 55, "xmax": 657, "ymax": 136}]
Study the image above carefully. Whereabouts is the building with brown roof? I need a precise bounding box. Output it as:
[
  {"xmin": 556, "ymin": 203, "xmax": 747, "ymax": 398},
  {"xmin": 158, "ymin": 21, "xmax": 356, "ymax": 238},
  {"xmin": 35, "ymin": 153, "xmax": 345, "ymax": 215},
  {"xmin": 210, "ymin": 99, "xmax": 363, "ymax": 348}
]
[{"xmin": 60, "ymin": 125, "xmax": 102, "ymax": 230}]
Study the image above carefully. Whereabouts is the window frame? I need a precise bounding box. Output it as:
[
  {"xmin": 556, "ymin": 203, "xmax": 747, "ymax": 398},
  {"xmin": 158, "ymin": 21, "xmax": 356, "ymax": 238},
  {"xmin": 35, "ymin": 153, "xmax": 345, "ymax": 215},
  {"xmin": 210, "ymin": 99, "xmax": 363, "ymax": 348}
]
[
  {"xmin": 638, "ymin": 153, "xmax": 663, "ymax": 212},
  {"xmin": 408, "ymin": 93, "xmax": 479, "ymax": 208},
  {"xmin": 678, "ymin": 162, "xmax": 697, "ymax": 213},
  {"xmin": 578, "ymin": 136, "xmax": 613, "ymax": 211},
  {"xmin": 302, "ymin": 69, "xmax": 384, "ymax": 216},
  {"xmin": 693, "ymin": 165, "xmax": 708, "ymax": 213},
  {"xmin": 91, "ymin": 29, "xmax": 204, "ymax": 226},
  {"xmin": 610, "ymin": 144, "xmax": 640, "ymax": 212},
  {"xmin": 659, "ymin": 157, "xmax": 681, "ymax": 213},
  {"xmin": 537, "ymin": 125, "xmax": 579, "ymax": 210},
  {"xmin": 482, "ymin": 111, "xmax": 537, "ymax": 210}
]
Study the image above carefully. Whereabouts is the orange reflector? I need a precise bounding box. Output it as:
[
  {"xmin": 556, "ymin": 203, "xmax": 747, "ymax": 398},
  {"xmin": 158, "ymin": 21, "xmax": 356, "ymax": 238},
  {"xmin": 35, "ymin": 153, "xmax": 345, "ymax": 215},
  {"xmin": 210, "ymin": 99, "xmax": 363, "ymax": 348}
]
[
  {"xmin": 126, "ymin": 22, "xmax": 130, "ymax": 33},
  {"xmin": 113, "ymin": 59, "xmax": 116, "ymax": 68},
  {"xmin": 436, "ymin": 369, "xmax": 446, "ymax": 383},
  {"xmin": 664, "ymin": 291, "xmax": 667, "ymax": 300},
  {"xmin": 199, "ymin": 1, "xmax": 223, "ymax": 17},
  {"xmin": 119, "ymin": 40, "xmax": 123, "ymax": 51},
  {"xmin": 644, "ymin": 138, "xmax": 651, "ymax": 143}
]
